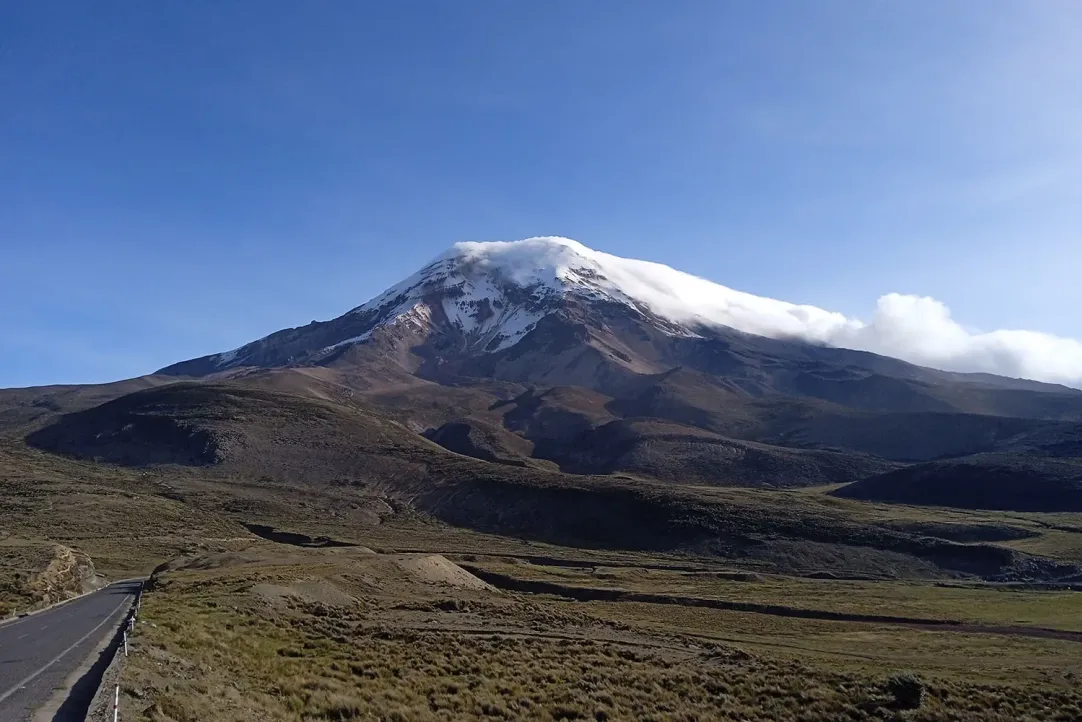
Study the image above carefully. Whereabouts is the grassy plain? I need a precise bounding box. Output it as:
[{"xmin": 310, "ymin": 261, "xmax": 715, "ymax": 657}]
[
  {"xmin": 4, "ymin": 434, "xmax": 1082, "ymax": 720},
  {"xmin": 119, "ymin": 543, "xmax": 1082, "ymax": 721}
]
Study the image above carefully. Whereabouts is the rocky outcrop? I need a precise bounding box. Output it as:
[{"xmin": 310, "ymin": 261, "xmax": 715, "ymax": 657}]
[{"xmin": 29, "ymin": 545, "xmax": 102, "ymax": 605}]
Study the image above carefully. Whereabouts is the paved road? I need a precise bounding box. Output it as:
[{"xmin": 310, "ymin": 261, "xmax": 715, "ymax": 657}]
[{"xmin": 0, "ymin": 581, "xmax": 139, "ymax": 722}]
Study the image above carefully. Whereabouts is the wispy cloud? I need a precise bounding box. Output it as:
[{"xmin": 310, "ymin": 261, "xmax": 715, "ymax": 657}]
[{"xmin": 831, "ymin": 294, "xmax": 1082, "ymax": 386}]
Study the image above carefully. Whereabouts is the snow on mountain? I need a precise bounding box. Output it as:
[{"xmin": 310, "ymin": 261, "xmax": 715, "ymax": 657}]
[
  {"xmin": 446, "ymin": 237, "xmax": 859, "ymax": 341},
  {"xmin": 195, "ymin": 236, "xmax": 1082, "ymax": 387},
  {"xmin": 336, "ymin": 252, "xmax": 549, "ymax": 355},
  {"xmin": 327, "ymin": 236, "xmax": 858, "ymax": 355}
]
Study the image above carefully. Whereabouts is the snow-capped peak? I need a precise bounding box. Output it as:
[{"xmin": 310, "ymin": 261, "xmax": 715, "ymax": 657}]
[
  {"xmin": 196, "ymin": 236, "xmax": 865, "ymax": 371},
  {"xmin": 338, "ymin": 236, "xmax": 673, "ymax": 355},
  {"xmin": 349, "ymin": 236, "xmax": 857, "ymax": 346},
  {"xmin": 185, "ymin": 237, "xmax": 1082, "ymax": 388},
  {"xmin": 351, "ymin": 236, "xmax": 603, "ymax": 316}
]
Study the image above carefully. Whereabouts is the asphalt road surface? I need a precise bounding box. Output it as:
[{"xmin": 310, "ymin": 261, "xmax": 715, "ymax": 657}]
[{"xmin": 0, "ymin": 581, "xmax": 139, "ymax": 722}]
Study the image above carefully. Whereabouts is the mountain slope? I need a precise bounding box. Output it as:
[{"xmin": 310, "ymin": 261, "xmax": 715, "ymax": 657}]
[
  {"xmin": 158, "ymin": 238, "xmax": 1082, "ymax": 420},
  {"xmin": 23, "ymin": 380, "xmax": 1078, "ymax": 581},
  {"xmin": 414, "ymin": 381, "xmax": 898, "ymax": 486},
  {"xmin": 833, "ymin": 454, "xmax": 1082, "ymax": 512},
  {"xmin": 0, "ymin": 375, "xmax": 178, "ymax": 437}
]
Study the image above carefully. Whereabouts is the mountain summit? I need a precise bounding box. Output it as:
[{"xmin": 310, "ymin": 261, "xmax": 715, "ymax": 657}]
[
  {"xmin": 159, "ymin": 238, "xmax": 1072, "ymax": 391},
  {"xmin": 162, "ymin": 237, "xmax": 859, "ymax": 377},
  {"xmin": 160, "ymin": 237, "xmax": 1080, "ymax": 420}
]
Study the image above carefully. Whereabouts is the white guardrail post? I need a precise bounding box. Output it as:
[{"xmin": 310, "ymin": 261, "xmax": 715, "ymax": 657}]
[{"xmin": 113, "ymin": 684, "xmax": 119, "ymax": 722}]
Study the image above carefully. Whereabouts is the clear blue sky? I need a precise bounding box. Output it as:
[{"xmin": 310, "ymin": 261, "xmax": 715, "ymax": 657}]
[{"xmin": 3, "ymin": 1, "xmax": 1080, "ymax": 387}]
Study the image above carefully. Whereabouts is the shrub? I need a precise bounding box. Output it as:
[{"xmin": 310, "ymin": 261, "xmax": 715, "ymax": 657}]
[{"xmin": 886, "ymin": 672, "xmax": 924, "ymax": 710}]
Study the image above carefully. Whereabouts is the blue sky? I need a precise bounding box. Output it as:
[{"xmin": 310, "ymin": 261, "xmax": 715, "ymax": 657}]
[{"xmin": 2, "ymin": 1, "xmax": 1081, "ymax": 387}]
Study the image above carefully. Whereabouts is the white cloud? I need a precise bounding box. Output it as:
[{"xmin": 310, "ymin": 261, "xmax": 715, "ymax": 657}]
[
  {"xmin": 453, "ymin": 238, "xmax": 1082, "ymax": 388},
  {"xmin": 832, "ymin": 294, "xmax": 1082, "ymax": 386}
]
